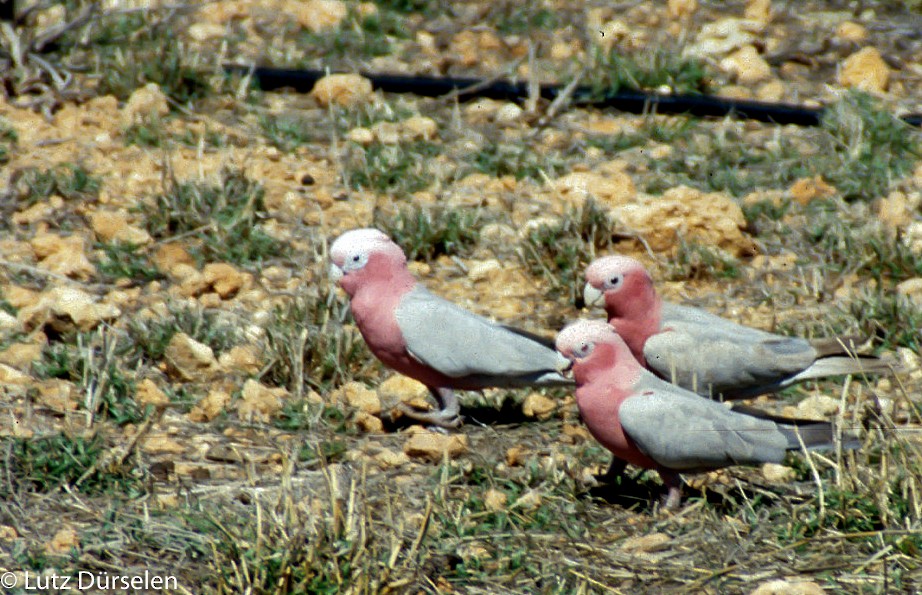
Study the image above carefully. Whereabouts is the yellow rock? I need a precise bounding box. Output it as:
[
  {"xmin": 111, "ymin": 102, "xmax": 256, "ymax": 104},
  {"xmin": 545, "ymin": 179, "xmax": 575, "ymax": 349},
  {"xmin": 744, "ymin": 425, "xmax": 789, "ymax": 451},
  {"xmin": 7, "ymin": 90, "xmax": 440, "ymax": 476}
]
[
  {"xmin": 136, "ymin": 378, "xmax": 170, "ymax": 407},
  {"xmin": 30, "ymin": 233, "xmax": 96, "ymax": 280},
  {"xmin": 839, "ymin": 47, "xmax": 890, "ymax": 93},
  {"xmin": 750, "ymin": 580, "xmax": 825, "ymax": 595},
  {"xmin": 45, "ymin": 526, "xmax": 79, "ymax": 555},
  {"xmin": 331, "ymin": 381, "xmax": 381, "ymax": 415},
  {"xmin": 0, "ymin": 363, "xmax": 31, "ymax": 385},
  {"xmin": 121, "ymin": 82, "xmax": 169, "ymax": 126},
  {"xmin": 378, "ymin": 374, "xmax": 429, "ymax": 410},
  {"xmin": 620, "ymin": 532, "xmax": 672, "ymax": 553},
  {"xmin": 796, "ymin": 395, "xmax": 840, "ymax": 420},
  {"xmin": 667, "ymin": 0, "xmax": 697, "ymax": 19},
  {"xmin": 877, "ymin": 191, "xmax": 915, "ymax": 229},
  {"xmin": 612, "ymin": 185, "xmax": 755, "ymax": 257},
  {"xmin": 522, "ymin": 392, "xmax": 556, "ymax": 420},
  {"xmin": 188, "ymin": 388, "xmax": 231, "ymax": 422},
  {"xmin": 164, "ymin": 332, "xmax": 220, "ymax": 381},
  {"xmin": 511, "ymin": 489, "xmax": 543, "ymax": 510},
  {"xmin": 152, "ymin": 244, "xmax": 195, "ymax": 275},
  {"xmin": 310, "ymin": 74, "xmax": 373, "ymax": 108},
  {"xmin": 0, "ymin": 342, "xmax": 43, "ymax": 370},
  {"xmin": 484, "ymin": 488, "xmax": 508, "ymax": 512},
  {"xmin": 236, "ymin": 378, "xmax": 289, "ymax": 423},
  {"xmin": 354, "ymin": 410, "xmax": 384, "ymax": 433},
  {"xmin": 789, "ymin": 176, "xmax": 837, "ymax": 205},
  {"xmin": 403, "ymin": 428, "xmax": 468, "ymax": 462},
  {"xmin": 188, "ymin": 22, "xmax": 226, "ymax": 42},
  {"xmin": 0, "ymin": 524, "xmax": 18, "ymax": 540},
  {"xmin": 89, "ymin": 210, "xmax": 152, "ymax": 245},
  {"xmin": 373, "ymin": 447, "xmax": 409, "ymax": 468},
  {"xmin": 720, "ymin": 45, "xmax": 772, "ymax": 84},
  {"xmin": 744, "ymin": 0, "xmax": 772, "ymax": 23},
  {"xmin": 289, "ymin": 0, "xmax": 347, "ymax": 33},
  {"xmin": 202, "ymin": 263, "xmax": 251, "ymax": 299},
  {"xmin": 836, "ymin": 21, "xmax": 868, "ymax": 43},
  {"xmin": 761, "ymin": 462, "xmax": 796, "ymax": 483},
  {"xmin": 552, "ymin": 171, "xmax": 636, "ymax": 208},
  {"xmin": 217, "ymin": 345, "xmax": 263, "ymax": 375},
  {"xmin": 35, "ymin": 379, "xmax": 78, "ymax": 412},
  {"xmin": 142, "ymin": 434, "xmax": 187, "ymax": 454},
  {"xmin": 18, "ymin": 286, "xmax": 121, "ymax": 332},
  {"xmin": 401, "ymin": 115, "xmax": 438, "ymax": 141},
  {"xmin": 506, "ymin": 445, "xmax": 527, "ymax": 466}
]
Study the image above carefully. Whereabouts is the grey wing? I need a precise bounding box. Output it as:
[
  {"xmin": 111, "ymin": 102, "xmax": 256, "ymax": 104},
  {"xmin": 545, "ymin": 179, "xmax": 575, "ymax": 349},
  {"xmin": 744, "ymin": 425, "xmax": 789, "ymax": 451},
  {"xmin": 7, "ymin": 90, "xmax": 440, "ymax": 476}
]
[
  {"xmin": 648, "ymin": 304, "xmax": 819, "ymax": 398},
  {"xmin": 619, "ymin": 379, "xmax": 790, "ymax": 471},
  {"xmin": 395, "ymin": 287, "xmax": 569, "ymax": 385}
]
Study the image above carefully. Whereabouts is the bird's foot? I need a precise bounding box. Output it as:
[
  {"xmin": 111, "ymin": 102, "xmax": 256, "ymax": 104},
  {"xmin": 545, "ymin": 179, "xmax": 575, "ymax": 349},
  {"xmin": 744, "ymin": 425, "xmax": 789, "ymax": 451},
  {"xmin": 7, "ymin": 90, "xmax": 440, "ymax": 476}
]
[
  {"xmin": 661, "ymin": 485, "xmax": 683, "ymax": 510},
  {"xmin": 395, "ymin": 403, "xmax": 462, "ymax": 429}
]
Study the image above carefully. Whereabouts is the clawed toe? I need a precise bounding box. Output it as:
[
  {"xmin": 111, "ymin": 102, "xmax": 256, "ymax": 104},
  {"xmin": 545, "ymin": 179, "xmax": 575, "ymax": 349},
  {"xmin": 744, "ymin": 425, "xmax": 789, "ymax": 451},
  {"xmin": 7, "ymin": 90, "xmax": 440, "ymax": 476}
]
[{"xmin": 396, "ymin": 403, "xmax": 462, "ymax": 429}]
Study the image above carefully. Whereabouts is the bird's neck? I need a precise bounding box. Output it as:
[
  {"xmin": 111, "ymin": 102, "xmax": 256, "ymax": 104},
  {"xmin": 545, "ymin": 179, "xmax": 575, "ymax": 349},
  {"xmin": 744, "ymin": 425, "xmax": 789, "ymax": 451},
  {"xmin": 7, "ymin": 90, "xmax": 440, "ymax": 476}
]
[
  {"xmin": 606, "ymin": 282, "xmax": 661, "ymax": 364},
  {"xmin": 574, "ymin": 342, "xmax": 642, "ymax": 395}
]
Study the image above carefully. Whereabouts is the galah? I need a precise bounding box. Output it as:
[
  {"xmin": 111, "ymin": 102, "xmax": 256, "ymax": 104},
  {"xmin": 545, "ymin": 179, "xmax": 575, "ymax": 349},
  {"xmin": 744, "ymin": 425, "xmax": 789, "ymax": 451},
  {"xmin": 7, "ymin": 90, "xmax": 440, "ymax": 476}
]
[
  {"xmin": 556, "ymin": 320, "xmax": 856, "ymax": 509},
  {"xmin": 329, "ymin": 228, "xmax": 571, "ymax": 428},
  {"xmin": 584, "ymin": 255, "xmax": 893, "ymax": 400}
]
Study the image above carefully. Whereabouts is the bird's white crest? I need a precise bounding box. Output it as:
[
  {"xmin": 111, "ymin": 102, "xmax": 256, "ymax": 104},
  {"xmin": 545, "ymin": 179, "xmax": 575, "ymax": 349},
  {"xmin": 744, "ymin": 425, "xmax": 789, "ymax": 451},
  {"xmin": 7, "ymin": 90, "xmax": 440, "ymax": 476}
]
[
  {"xmin": 329, "ymin": 228, "xmax": 396, "ymax": 266},
  {"xmin": 556, "ymin": 320, "xmax": 618, "ymax": 354},
  {"xmin": 585, "ymin": 255, "xmax": 646, "ymax": 284}
]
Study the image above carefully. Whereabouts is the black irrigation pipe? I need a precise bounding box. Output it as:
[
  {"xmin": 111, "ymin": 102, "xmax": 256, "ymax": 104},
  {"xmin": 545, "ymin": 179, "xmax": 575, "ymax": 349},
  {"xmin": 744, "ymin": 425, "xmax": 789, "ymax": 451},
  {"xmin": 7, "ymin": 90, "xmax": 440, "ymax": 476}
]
[{"xmin": 225, "ymin": 65, "xmax": 922, "ymax": 129}]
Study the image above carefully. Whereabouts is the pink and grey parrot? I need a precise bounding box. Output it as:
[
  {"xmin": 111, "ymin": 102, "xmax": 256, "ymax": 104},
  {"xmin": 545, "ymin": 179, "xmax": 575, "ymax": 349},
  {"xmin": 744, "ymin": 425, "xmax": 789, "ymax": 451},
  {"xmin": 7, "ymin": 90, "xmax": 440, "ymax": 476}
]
[
  {"xmin": 329, "ymin": 228, "xmax": 571, "ymax": 428},
  {"xmin": 584, "ymin": 255, "xmax": 893, "ymax": 400},
  {"xmin": 556, "ymin": 320, "xmax": 856, "ymax": 509}
]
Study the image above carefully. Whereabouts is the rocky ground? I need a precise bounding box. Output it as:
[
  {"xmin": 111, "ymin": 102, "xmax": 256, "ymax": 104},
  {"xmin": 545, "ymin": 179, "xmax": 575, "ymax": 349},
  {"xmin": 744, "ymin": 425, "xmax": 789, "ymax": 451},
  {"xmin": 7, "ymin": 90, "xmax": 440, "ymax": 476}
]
[{"xmin": 1, "ymin": 0, "xmax": 922, "ymax": 593}]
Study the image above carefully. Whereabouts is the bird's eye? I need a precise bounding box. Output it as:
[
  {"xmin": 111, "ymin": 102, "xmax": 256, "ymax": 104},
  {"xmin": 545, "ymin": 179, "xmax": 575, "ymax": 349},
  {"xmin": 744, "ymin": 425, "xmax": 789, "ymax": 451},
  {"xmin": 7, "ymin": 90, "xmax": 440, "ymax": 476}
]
[
  {"xmin": 575, "ymin": 342, "xmax": 594, "ymax": 358},
  {"xmin": 607, "ymin": 274, "xmax": 623, "ymax": 289},
  {"xmin": 344, "ymin": 252, "xmax": 369, "ymax": 271},
  {"xmin": 352, "ymin": 254, "xmax": 361, "ymax": 262}
]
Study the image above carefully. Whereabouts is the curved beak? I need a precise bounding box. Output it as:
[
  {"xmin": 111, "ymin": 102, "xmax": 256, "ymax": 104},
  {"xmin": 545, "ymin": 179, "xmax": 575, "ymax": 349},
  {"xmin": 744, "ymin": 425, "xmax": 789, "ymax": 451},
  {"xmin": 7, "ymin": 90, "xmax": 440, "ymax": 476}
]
[
  {"xmin": 329, "ymin": 264, "xmax": 344, "ymax": 284},
  {"xmin": 583, "ymin": 282, "xmax": 604, "ymax": 308}
]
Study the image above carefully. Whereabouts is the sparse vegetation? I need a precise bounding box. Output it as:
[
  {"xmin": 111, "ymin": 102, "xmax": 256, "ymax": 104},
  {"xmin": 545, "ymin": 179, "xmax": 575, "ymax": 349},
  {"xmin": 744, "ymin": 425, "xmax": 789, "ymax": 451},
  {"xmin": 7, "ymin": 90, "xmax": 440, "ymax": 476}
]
[
  {"xmin": 346, "ymin": 140, "xmax": 441, "ymax": 194},
  {"xmin": 374, "ymin": 204, "xmax": 482, "ymax": 261}
]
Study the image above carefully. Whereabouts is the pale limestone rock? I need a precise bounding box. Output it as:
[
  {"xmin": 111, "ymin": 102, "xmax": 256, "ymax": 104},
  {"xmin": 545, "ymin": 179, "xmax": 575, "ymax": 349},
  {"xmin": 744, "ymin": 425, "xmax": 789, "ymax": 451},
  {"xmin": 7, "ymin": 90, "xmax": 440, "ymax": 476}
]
[
  {"xmin": 0, "ymin": 311, "xmax": 19, "ymax": 331},
  {"xmin": 522, "ymin": 392, "xmax": 556, "ymax": 420},
  {"xmin": 561, "ymin": 423, "xmax": 593, "ymax": 443},
  {"xmin": 202, "ymin": 263, "xmax": 251, "ymax": 299},
  {"xmin": 378, "ymin": 374, "xmax": 430, "ymax": 410},
  {"xmin": 237, "ymin": 379, "xmax": 288, "ymax": 423},
  {"xmin": 290, "ymin": 0, "xmax": 347, "ymax": 33},
  {"xmin": 750, "ymin": 580, "xmax": 825, "ymax": 595},
  {"xmin": 484, "ymin": 488, "xmax": 509, "ymax": 511},
  {"xmin": 310, "ymin": 74, "xmax": 373, "ymax": 107},
  {"xmin": 18, "ymin": 287, "xmax": 121, "ymax": 332},
  {"xmin": 188, "ymin": 388, "xmax": 231, "ymax": 422},
  {"xmin": 0, "ymin": 342, "xmax": 43, "ymax": 370},
  {"xmin": 90, "ymin": 211, "xmax": 152, "ymax": 244},
  {"xmin": 762, "ymin": 463, "xmax": 796, "ymax": 483},
  {"xmin": 121, "ymin": 82, "xmax": 169, "ymax": 126},
  {"xmin": 611, "ymin": 186, "xmax": 755, "ymax": 257},
  {"xmin": 136, "ymin": 378, "xmax": 170, "ymax": 407},
  {"xmin": 506, "ymin": 445, "xmax": 527, "ymax": 466},
  {"xmin": 403, "ymin": 427, "xmax": 468, "ymax": 462},
  {"xmin": 789, "ymin": 176, "xmax": 837, "ymax": 205},
  {"xmin": 152, "ymin": 244, "xmax": 195, "ymax": 275},
  {"xmin": 332, "ymin": 381, "xmax": 381, "ymax": 415},
  {"xmin": 371, "ymin": 121, "xmax": 401, "ymax": 144},
  {"xmin": 401, "ymin": 115, "xmax": 438, "ymax": 141},
  {"xmin": 188, "ymin": 22, "xmax": 226, "ymax": 42},
  {"xmin": 217, "ymin": 345, "xmax": 263, "ymax": 375},
  {"xmin": 467, "ymin": 259, "xmax": 502, "ymax": 282},
  {"xmin": 511, "ymin": 489, "xmax": 543, "ymax": 510},
  {"xmin": 553, "ymin": 171, "xmax": 635, "ymax": 208},
  {"xmin": 142, "ymin": 434, "xmax": 187, "ymax": 454},
  {"xmin": 756, "ymin": 80, "xmax": 785, "ymax": 102},
  {"xmin": 839, "ymin": 47, "xmax": 890, "ymax": 93},
  {"xmin": 0, "ymin": 525, "xmax": 18, "ymax": 540},
  {"xmin": 495, "ymin": 103, "xmax": 524, "ymax": 125},
  {"xmin": 877, "ymin": 191, "xmax": 915, "ymax": 229},
  {"xmin": 620, "ymin": 533, "xmax": 672, "ymax": 553},
  {"xmin": 164, "ymin": 332, "xmax": 220, "ymax": 381},
  {"xmin": 45, "ymin": 527, "xmax": 79, "ymax": 555},
  {"xmin": 30, "ymin": 233, "xmax": 96, "ymax": 280},
  {"xmin": 897, "ymin": 278, "xmax": 922, "ymax": 307},
  {"xmin": 720, "ymin": 45, "xmax": 772, "ymax": 84},
  {"xmin": 796, "ymin": 395, "xmax": 841, "ymax": 420},
  {"xmin": 346, "ymin": 126, "xmax": 375, "ymax": 145},
  {"xmin": 684, "ymin": 18, "xmax": 763, "ymax": 58},
  {"xmin": 836, "ymin": 21, "xmax": 868, "ymax": 42},
  {"xmin": 373, "ymin": 447, "xmax": 409, "ymax": 468}
]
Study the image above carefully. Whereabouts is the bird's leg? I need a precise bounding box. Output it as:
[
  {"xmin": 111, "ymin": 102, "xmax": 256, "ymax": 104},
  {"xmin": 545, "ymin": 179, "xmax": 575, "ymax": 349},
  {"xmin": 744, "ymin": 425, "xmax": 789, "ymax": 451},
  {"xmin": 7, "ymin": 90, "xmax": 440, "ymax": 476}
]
[
  {"xmin": 658, "ymin": 469, "xmax": 684, "ymax": 510},
  {"xmin": 397, "ymin": 387, "xmax": 462, "ymax": 429}
]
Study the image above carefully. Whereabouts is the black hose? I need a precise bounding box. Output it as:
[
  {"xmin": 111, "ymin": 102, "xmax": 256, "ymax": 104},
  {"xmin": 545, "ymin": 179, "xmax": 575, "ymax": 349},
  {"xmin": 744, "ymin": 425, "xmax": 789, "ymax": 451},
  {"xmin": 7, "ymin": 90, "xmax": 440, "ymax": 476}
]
[{"xmin": 224, "ymin": 65, "xmax": 922, "ymax": 128}]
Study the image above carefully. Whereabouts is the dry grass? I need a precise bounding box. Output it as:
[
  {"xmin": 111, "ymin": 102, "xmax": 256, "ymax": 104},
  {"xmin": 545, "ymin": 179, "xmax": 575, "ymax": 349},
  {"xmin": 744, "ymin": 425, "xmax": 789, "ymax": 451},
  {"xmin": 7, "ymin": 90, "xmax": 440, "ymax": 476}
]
[{"xmin": 1, "ymin": 1, "xmax": 922, "ymax": 593}]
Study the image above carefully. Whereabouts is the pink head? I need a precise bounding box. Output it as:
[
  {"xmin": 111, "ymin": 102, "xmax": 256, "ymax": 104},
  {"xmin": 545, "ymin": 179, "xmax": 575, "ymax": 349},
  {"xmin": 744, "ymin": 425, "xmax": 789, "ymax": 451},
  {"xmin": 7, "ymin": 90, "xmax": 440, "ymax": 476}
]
[
  {"xmin": 555, "ymin": 320, "xmax": 641, "ymax": 387},
  {"xmin": 583, "ymin": 255, "xmax": 656, "ymax": 319},
  {"xmin": 329, "ymin": 228, "xmax": 410, "ymax": 297}
]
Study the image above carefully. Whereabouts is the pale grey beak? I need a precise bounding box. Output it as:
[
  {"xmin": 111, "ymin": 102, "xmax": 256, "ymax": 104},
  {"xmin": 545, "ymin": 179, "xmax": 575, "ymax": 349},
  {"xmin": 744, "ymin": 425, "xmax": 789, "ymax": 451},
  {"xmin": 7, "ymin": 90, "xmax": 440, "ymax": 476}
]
[
  {"xmin": 329, "ymin": 264, "xmax": 344, "ymax": 283},
  {"xmin": 583, "ymin": 283, "xmax": 604, "ymax": 307}
]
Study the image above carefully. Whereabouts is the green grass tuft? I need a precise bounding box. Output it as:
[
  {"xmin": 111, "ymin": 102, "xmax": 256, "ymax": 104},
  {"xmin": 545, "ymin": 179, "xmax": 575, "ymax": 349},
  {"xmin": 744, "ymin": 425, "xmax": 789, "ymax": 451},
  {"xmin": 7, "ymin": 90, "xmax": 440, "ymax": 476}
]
[{"xmin": 374, "ymin": 204, "xmax": 481, "ymax": 261}]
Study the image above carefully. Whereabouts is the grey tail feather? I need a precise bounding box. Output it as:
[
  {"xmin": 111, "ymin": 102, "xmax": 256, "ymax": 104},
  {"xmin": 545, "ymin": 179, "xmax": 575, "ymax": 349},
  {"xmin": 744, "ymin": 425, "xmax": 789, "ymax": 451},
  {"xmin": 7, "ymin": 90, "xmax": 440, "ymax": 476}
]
[
  {"xmin": 789, "ymin": 354, "xmax": 897, "ymax": 383},
  {"xmin": 500, "ymin": 324, "xmax": 557, "ymax": 350},
  {"xmin": 779, "ymin": 423, "xmax": 861, "ymax": 451}
]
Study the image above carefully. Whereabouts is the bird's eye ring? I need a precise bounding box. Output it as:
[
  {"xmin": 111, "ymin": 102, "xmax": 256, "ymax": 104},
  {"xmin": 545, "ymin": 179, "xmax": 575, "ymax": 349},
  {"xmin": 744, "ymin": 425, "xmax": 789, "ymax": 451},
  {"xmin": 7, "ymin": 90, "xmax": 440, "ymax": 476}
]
[{"xmin": 352, "ymin": 254, "xmax": 361, "ymax": 262}]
